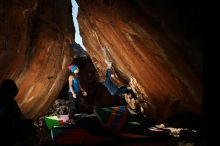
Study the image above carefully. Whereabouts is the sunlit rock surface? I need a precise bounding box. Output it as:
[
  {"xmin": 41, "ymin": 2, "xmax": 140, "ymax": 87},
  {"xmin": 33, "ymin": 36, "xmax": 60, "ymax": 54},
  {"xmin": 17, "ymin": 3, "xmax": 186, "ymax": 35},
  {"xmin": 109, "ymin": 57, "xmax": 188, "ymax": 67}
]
[
  {"xmin": 0, "ymin": 0, "xmax": 74, "ymax": 119},
  {"xmin": 0, "ymin": 0, "xmax": 203, "ymax": 122},
  {"xmin": 77, "ymin": 0, "xmax": 203, "ymax": 121}
]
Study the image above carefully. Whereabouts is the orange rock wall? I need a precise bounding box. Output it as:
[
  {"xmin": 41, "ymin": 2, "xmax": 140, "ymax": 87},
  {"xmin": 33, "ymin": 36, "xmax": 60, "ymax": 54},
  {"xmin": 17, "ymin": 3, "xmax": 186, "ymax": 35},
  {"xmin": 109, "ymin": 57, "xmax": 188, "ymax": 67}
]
[
  {"xmin": 0, "ymin": 0, "xmax": 203, "ymax": 122},
  {"xmin": 77, "ymin": 0, "xmax": 203, "ymax": 121},
  {"xmin": 0, "ymin": 0, "xmax": 74, "ymax": 119}
]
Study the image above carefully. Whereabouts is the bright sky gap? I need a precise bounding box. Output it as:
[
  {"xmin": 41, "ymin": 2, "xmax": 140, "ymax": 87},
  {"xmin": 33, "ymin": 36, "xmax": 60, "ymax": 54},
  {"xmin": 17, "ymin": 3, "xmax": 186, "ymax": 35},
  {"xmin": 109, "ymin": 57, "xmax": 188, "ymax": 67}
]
[{"xmin": 71, "ymin": 0, "xmax": 87, "ymax": 51}]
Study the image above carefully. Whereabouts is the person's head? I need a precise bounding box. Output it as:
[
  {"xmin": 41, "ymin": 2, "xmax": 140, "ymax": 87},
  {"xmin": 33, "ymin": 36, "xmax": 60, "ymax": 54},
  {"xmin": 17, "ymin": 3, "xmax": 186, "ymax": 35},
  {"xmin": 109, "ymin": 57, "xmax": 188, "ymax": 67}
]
[
  {"xmin": 123, "ymin": 91, "xmax": 137, "ymax": 100},
  {"xmin": 0, "ymin": 79, "xmax": 18, "ymax": 97},
  {"xmin": 123, "ymin": 93, "xmax": 132, "ymax": 99},
  {"xmin": 68, "ymin": 64, "xmax": 79, "ymax": 74}
]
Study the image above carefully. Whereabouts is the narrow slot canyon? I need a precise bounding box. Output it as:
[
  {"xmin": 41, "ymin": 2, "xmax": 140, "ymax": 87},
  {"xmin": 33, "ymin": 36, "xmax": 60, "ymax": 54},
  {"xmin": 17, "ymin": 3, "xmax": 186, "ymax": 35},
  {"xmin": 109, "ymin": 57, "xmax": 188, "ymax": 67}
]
[{"xmin": 0, "ymin": 0, "xmax": 204, "ymax": 145}]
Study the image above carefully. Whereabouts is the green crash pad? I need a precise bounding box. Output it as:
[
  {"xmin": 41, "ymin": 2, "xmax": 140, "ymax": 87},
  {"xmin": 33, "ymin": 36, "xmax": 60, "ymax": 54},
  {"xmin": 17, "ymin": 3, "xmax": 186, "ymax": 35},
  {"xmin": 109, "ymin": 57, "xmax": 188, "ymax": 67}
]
[{"xmin": 45, "ymin": 115, "xmax": 69, "ymax": 129}]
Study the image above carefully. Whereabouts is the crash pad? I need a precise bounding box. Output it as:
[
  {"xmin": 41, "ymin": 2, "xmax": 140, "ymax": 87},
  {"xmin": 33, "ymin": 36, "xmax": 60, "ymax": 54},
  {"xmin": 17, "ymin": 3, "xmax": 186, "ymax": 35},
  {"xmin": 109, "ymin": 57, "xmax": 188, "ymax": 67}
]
[
  {"xmin": 44, "ymin": 114, "xmax": 69, "ymax": 129},
  {"xmin": 94, "ymin": 106, "xmax": 170, "ymax": 138}
]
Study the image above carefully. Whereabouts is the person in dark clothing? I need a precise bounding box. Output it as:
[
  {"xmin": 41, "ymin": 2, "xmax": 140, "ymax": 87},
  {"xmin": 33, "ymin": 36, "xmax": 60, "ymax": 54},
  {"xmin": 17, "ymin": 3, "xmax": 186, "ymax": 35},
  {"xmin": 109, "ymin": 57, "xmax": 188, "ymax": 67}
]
[
  {"xmin": 0, "ymin": 79, "xmax": 34, "ymax": 146},
  {"xmin": 102, "ymin": 61, "xmax": 136, "ymax": 98},
  {"xmin": 68, "ymin": 64, "xmax": 87, "ymax": 120}
]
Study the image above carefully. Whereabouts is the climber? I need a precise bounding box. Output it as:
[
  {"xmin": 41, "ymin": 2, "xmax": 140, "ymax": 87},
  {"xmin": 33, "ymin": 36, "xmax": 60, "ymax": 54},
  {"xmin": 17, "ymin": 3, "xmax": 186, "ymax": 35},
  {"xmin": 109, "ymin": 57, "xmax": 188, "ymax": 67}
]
[
  {"xmin": 102, "ymin": 60, "xmax": 136, "ymax": 99},
  {"xmin": 67, "ymin": 64, "xmax": 87, "ymax": 120}
]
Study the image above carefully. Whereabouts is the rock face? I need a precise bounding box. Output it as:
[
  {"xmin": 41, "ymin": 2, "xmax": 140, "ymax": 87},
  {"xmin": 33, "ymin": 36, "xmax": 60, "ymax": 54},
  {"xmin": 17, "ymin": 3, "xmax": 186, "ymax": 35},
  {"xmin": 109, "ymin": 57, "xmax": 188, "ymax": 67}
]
[
  {"xmin": 0, "ymin": 0, "xmax": 203, "ymax": 122},
  {"xmin": 0, "ymin": 0, "xmax": 74, "ymax": 119},
  {"xmin": 77, "ymin": 0, "xmax": 203, "ymax": 121}
]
